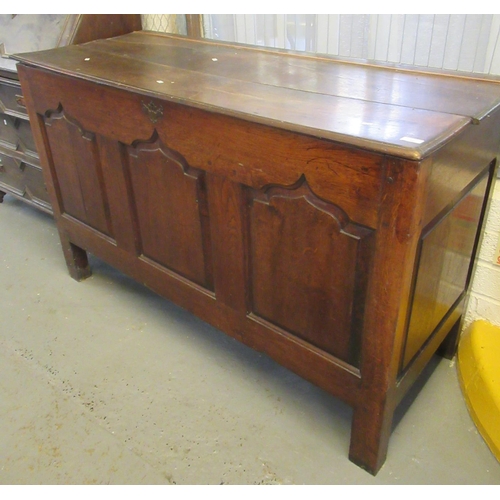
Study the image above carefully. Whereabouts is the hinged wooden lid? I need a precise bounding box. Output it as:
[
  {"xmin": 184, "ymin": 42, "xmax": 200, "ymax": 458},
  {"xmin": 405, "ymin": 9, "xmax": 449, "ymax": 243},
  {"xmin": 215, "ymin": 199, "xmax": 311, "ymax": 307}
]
[{"xmin": 13, "ymin": 31, "xmax": 500, "ymax": 159}]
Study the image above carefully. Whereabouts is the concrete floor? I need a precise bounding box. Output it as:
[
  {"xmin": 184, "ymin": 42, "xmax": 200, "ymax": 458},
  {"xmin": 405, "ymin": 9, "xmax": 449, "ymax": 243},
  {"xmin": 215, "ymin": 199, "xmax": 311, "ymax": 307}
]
[{"xmin": 0, "ymin": 196, "xmax": 499, "ymax": 485}]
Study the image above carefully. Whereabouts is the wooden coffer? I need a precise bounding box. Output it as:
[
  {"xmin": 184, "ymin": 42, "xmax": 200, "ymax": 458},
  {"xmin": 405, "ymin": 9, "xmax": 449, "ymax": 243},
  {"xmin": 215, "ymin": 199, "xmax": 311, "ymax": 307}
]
[{"xmin": 14, "ymin": 32, "xmax": 500, "ymax": 474}]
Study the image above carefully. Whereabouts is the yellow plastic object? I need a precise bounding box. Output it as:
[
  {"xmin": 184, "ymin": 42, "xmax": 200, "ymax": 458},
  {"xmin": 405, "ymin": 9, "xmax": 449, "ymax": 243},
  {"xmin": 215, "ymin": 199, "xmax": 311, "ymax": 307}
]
[{"xmin": 458, "ymin": 320, "xmax": 500, "ymax": 462}]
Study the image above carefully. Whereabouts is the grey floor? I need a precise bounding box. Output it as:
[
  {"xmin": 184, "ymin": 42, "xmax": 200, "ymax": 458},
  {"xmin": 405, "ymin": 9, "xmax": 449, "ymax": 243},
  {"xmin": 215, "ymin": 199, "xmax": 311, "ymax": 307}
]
[{"xmin": 0, "ymin": 196, "xmax": 499, "ymax": 485}]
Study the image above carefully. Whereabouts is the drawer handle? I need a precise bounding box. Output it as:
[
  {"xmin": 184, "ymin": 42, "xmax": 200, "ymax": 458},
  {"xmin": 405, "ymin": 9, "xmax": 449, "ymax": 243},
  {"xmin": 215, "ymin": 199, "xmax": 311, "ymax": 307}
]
[
  {"xmin": 15, "ymin": 95, "xmax": 26, "ymax": 108},
  {"xmin": 141, "ymin": 100, "xmax": 163, "ymax": 124}
]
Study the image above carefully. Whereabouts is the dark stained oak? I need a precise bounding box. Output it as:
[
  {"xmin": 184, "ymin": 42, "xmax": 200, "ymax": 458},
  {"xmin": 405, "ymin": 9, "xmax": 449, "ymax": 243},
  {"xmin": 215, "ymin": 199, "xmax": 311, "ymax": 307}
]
[
  {"xmin": 248, "ymin": 177, "xmax": 374, "ymax": 365},
  {"xmin": 126, "ymin": 136, "xmax": 214, "ymax": 289},
  {"xmin": 14, "ymin": 32, "xmax": 500, "ymax": 475}
]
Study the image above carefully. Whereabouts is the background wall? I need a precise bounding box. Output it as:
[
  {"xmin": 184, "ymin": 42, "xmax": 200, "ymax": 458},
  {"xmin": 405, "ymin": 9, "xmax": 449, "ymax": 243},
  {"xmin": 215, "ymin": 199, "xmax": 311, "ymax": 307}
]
[
  {"xmin": 142, "ymin": 13, "xmax": 500, "ymax": 329},
  {"xmin": 201, "ymin": 14, "xmax": 500, "ymax": 74},
  {"xmin": 466, "ymin": 184, "xmax": 500, "ymax": 328}
]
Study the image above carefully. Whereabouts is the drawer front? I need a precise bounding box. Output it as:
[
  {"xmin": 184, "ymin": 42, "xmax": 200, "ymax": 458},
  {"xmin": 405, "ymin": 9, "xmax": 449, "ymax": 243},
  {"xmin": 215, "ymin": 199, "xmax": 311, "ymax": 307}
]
[
  {"xmin": 0, "ymin": 113, "xmax": 19, "ymax": 149},
  {"xmin": 0, "ymin": 150, "xmax": 50, "ymax": 207},
  {"xmin": 0, "ymin": 112, "xmax": 38, "ymax": 158},
  {"xmin": 0, "ymin": 77, "xmax": 28, "ymax": 118},
  {"xmin": 0, "ymin": 150, "xmax": 25, "ymax": 193}
]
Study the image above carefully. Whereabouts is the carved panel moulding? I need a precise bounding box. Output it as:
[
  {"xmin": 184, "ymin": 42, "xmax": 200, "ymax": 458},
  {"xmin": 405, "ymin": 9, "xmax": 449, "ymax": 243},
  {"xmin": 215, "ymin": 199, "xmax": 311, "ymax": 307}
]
[
  {"xmin": 247, "ymin": 175, "xmax": 375, "ymax": 366},
  {"xmin": 42, "ymin": 106, "xmax": 113, "ymax": 236},
  {"xmin": 124, "ymin": 134, "xmax": 213, "ymax": 290}
]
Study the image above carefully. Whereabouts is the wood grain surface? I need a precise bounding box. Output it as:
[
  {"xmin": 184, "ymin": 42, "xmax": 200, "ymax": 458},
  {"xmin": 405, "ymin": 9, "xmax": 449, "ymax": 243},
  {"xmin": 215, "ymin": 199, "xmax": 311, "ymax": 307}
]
[{"xmin": 15, "ymin": 31, "xmax": 500, "ymax": 159}]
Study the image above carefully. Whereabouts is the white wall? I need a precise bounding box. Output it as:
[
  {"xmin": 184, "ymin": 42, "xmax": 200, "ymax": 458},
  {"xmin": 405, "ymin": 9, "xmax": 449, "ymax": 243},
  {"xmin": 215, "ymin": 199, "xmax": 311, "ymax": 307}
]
[{"xmin": 465, "ymin": 183, "xmax": 500, "ymax": 328}]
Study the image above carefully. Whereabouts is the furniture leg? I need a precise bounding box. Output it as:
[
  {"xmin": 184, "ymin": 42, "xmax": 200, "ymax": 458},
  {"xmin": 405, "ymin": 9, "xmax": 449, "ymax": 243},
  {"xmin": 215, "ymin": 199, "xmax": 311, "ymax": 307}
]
[
  {"xmin": 348, "ymin": 396, "xmax": 395, "ymax": 475},
  {"xmin": 0, "ymin": 190, "xmax": 6, "ymax": 203},
  {"xmin": 59, "ymin": 232, "xmax": 92, "ymax": 281}
]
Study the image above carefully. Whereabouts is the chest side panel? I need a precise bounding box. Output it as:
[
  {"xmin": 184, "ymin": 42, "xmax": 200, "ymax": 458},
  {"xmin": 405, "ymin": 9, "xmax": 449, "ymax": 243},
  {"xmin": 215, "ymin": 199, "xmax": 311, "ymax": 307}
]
[{"xmin": 400, "ymin": 111, "xmax": 500, "ymax": 376}]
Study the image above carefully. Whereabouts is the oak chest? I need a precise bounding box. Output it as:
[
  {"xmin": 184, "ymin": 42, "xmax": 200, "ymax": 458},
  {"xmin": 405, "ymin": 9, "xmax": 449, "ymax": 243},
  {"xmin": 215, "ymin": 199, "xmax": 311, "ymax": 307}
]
[{"xmin": 14, "ymin": 31, "xmax": 500, "ymax": 474}]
